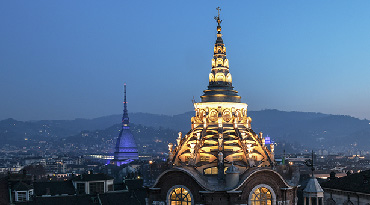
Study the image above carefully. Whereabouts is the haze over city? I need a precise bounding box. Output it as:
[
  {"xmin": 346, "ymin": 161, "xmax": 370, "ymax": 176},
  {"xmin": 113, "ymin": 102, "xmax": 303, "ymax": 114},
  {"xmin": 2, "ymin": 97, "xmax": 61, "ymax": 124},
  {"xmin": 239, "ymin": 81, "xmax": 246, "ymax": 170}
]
[{"xmin": 1, "ymin": 1, "xmax": 370, "ymax": 121}]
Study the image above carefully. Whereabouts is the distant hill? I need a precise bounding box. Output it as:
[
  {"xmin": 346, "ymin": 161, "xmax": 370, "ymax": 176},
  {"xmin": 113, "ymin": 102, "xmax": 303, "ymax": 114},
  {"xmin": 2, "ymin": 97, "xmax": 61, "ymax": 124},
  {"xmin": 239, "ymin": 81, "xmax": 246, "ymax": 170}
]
[
  {"xmin": 248, "ymin": 109, "xmax": 370, "ymax": 149},
  {"xmin": 60, "ymin": 123, "xmax": 179, "ymax": 154},
  {"xmin": 0, "ymin": 109, "xmax": 369, "ymax": 150}
]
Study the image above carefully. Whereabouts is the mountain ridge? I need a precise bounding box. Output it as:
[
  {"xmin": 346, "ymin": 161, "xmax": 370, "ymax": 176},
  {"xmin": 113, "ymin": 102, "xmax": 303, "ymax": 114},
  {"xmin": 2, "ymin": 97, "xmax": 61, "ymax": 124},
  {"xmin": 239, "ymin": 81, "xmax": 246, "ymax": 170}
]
[{"xmin": 1, "ymin": 109, "xmax": 369, "ymax": 150}]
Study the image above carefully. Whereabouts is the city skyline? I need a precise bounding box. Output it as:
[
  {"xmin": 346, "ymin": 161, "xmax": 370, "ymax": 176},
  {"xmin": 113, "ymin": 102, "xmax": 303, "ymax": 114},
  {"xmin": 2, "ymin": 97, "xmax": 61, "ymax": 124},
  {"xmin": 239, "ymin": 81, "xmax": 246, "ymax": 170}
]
[{"xmin": 1, "ymin": 1, "xmax": 370, "ymax": 121}]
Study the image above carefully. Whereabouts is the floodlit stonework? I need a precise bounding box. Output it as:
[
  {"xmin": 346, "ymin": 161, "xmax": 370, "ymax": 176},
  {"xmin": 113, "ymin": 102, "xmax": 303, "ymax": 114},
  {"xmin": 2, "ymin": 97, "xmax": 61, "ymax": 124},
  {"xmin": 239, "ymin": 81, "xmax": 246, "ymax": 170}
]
[{"xmin": 149, "ymin": 8, "xmax": 299, "ymax": 205}]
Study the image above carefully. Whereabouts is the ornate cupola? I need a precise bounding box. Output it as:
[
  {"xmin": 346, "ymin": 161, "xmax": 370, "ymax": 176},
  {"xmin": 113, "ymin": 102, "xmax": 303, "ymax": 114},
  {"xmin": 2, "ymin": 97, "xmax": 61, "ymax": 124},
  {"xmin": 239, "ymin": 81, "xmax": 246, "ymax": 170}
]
[
  {"xmin": 150, "ymin": 9, "xmax": 299, "ymax": 205},
  {"xmin": 112, "ymin": 84, "xmax": 139, "ymax": 166},
  {"xmin": 168, "ymin": 8, "xmax": 275, "ymax": 181}
]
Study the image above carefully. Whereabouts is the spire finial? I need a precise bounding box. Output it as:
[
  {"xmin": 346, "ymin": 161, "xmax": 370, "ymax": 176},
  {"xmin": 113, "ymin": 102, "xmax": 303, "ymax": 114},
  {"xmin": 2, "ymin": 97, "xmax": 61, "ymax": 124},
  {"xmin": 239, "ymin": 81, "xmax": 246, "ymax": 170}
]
[
  {"xmin": 122, "ymin": 83, "xmax": 129, "ymax": 127},
  {"xmin": 124, "ymin": 83, "xmax": 127, "ymax": 110},
  {"xmin": 214, "ymin": 7, "xmax": 222, "ymax": 26}
]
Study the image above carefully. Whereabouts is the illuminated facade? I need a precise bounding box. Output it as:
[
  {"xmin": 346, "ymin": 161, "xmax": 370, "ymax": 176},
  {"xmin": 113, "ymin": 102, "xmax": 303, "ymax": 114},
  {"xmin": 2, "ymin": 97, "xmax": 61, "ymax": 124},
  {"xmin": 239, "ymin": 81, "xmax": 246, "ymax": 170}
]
[
  {"xmin": 149, "ymin": 8, "xmax": 299, "ymax": 205},
  {"xmin": 111, "ymin": 84, "xmax": 139, "ymax": 166}
]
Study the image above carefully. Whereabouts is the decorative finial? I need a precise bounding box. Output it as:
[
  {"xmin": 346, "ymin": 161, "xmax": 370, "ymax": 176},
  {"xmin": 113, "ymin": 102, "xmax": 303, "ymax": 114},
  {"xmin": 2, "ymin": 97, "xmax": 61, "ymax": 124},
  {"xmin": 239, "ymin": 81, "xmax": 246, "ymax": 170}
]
[
  {"xmin": 124, "ymin": 83, "xmax": 127, "ymax": 109},
  {"xmin": 122, "ymin": 83, "xmax": 129, "ymax": 127},
  {"xmin": 304, "ymin": 150, "xmax": 316, "ymax": 177},
  {"xmin": 214, "ymin": 7, "xmax": 222, "ymax": 26}
]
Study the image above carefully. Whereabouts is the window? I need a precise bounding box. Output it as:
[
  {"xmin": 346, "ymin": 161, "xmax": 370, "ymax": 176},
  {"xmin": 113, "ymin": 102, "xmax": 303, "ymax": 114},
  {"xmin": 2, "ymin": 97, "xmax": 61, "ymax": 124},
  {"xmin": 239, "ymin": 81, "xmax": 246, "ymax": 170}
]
[
  {"xmin": 217, "ymin": 58, "xmax": 223, "ymax": 66},
  {"xmin": 28, "ymin": 190, "xmax": 33, "ymax": 200},
  {"xmin": 108, "ymin": 184, "xmax": 113, "ymax": 191},
  {"xmin": 209, "ymin": 73, "xmax": 214, "ymax": 82},
  {"xmin": 16, "ymin": 191, "xmax": 27, "ymax": 202},
  {"xmin": 215, "ymin": 73, "xmax": 225, "ymax": 82},
  {"xmin": 168, "ymin": 186, "xmax": 192, "ymax": 205},
  {"xmin": 89, "ymin": 182, "xmax": 104, "ymax": 194},
  {"xmin": 250, "ymin": 187, "xmax": 272, "ymax": 205},
  {"xmin": 200, "ymin": 155, "xmax": 210, "ymax": 162},
  {"xmin": 77, "ymin": 183, "xmax": 86, "ymax": 194},
  {"xmin": 203, "ymin": 167, "xmax": 228, "ymax": 175},
  {"xmin": 226, "ymin": 73, "xmax": 232, "ymax": 83},
  {"xmin": 204, "ymin": 167, "xmax": 218, "ymax": 175}
]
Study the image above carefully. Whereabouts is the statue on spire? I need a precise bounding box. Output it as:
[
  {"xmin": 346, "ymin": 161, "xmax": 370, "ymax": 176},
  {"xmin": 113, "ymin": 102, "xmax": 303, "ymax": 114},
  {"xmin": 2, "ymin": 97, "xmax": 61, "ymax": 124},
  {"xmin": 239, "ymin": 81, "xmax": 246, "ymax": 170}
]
[{"xmin": 214, "ymin": 7, "xmax": 222, "ymax": 25}]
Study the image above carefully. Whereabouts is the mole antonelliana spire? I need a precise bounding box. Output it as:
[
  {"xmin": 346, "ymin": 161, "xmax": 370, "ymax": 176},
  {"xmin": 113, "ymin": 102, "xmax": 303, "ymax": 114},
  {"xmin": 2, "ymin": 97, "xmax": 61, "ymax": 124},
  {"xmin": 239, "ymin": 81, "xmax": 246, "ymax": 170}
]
[{"xmin": 112, "ymin": 84, "xmax": 139, "ymax": 166}]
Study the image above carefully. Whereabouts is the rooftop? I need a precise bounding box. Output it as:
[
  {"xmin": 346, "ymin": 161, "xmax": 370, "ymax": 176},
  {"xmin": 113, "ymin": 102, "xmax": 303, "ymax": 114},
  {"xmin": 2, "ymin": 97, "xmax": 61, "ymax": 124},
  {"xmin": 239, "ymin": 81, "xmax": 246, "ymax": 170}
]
[{"xmin": 321, "ymin": 169, "xmax": 370, "ymax": 194}]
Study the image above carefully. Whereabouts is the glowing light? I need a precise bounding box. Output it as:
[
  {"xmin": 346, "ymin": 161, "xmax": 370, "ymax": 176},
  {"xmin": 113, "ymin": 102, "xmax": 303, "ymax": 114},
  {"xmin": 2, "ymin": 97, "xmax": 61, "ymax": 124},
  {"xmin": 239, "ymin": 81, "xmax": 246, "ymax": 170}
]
[
  {"xmin": 247, "ymin": 143, "xmax": 253, "ymax": 153},
  {"xmin": 194, "ymin": 102, "xmax": 248, "ymax": 110},
  {"xmin": 168, "ymin": 143, "xmax": 173, "ymax": 152},
  {"xmin": 218, "ymin": 118, "xmax": 222, "ymax": 127},
  {"xmin": 265, "ymin": 137, "xmax": 271, "ymax": 145},
  {"xmin": 190, "ymin": 143, "xmax": 196, "ymax": 154}
]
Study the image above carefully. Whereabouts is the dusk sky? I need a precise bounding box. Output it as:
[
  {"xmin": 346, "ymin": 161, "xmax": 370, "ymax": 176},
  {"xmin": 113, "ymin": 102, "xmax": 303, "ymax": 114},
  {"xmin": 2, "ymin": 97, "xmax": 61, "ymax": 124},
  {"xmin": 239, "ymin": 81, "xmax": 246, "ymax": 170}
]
[{"xmin": 1, "ymin": 1, "xmax": 370, "ymax": 121}]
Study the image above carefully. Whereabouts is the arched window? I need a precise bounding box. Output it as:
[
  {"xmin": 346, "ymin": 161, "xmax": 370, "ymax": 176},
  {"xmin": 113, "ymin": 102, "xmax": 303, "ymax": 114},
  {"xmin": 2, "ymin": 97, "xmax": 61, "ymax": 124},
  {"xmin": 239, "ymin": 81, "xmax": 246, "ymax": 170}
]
[
  {"xmin": 209, "ymin": 73, "xmax": 214, "ymax": 82},
  {"xmin": 249, "ymin": 184, "xmax": 276, "ymax": 205},
  {"xmin": 167, "ymin": 185, "xmax": 192, "ymax": 205},
  {"xmin": 226, "ymin": 73, "xmax": 232, "ymax": 83},
  {"xmin": 215, "ymin": 73, "xmax": 225, "ymax": 82}
]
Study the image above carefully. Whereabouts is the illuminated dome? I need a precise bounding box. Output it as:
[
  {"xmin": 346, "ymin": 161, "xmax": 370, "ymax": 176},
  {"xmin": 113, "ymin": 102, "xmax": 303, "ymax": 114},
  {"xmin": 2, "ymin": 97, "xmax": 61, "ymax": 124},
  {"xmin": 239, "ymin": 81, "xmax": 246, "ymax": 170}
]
[
  {"xmin": 149, "ymin": 8, "xmax": 299, "ymax": 205},
  {"xmin": 112, "ymin": 84, "xmax": 139, "ymax": 166},
  {"xmin": 167, "ymin": 12, "xmax": 275, "ymax": 178}
]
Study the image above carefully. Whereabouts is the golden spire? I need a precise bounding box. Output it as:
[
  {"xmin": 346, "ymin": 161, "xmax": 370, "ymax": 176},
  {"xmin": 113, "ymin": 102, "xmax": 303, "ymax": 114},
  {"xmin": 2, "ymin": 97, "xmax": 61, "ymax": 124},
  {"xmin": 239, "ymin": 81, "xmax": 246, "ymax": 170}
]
[
  {"xmin": 200, "ymin": 7, "xmax": 241, "ymax": 103},
  {"xmin": 169, "ymin": 10, "xmax": 275, "ymax": 177}
]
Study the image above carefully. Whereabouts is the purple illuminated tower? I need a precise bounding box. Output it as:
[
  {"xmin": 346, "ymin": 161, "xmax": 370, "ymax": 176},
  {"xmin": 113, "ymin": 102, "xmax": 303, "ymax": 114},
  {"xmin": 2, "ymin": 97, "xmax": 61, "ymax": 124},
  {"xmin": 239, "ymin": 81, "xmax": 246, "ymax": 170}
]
[{"xmin": 112, "ymin": 84, "xmax": 139, "ymax": 166}]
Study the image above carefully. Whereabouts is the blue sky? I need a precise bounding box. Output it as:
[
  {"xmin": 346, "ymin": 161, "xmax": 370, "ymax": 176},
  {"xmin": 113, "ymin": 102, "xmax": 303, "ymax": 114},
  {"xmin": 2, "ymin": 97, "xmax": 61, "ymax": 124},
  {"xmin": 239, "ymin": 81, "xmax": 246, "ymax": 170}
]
[{"xmin": 1, "ymin": 1, "xmax": 370, "ymax": 120}]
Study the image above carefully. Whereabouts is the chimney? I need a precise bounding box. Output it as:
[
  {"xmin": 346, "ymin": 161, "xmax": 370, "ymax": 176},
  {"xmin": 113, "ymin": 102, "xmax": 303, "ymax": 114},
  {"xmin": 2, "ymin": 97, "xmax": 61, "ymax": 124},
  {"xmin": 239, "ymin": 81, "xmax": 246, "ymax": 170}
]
[
  {"xmin": 329, "ymin": 171, "xmax": 336, "ymax": 180},
  {"xmin": 46, "ymin": 188, "xmax": 50, "ymax": 195}
]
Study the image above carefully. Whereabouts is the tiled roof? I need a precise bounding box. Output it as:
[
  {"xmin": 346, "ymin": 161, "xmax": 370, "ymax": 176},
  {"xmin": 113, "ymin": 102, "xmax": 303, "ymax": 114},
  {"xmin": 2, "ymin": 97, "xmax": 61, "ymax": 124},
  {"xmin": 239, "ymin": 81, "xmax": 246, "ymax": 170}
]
[
  {"xmin": 25, "ymin": 190, "xmax": 147, "ymax": 204},
  {"xmin": 72, "ymin": 173, "xmax": 114, "ymax": 182},
  {"xmin": 321, "ymin": 170, "xmax": 370, "ymax": 193},
  {"xmin": 13, "ymin": 181, "xmax": 32, "ymax": 191},
  {"xmin": 33, "ymin": 181, "xmax": 75, "ymax": 196},
  {"xmin": 303, "ymin": 177, "xmax": 323, "ymax": 193}
]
